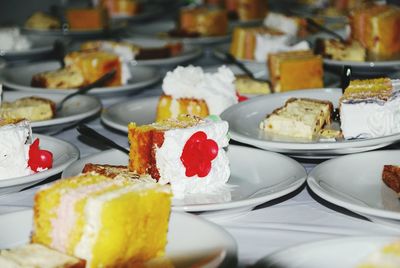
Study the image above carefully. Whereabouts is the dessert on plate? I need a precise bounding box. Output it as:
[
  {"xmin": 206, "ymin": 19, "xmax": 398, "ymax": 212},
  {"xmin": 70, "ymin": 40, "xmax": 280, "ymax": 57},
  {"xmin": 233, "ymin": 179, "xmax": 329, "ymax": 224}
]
[
  {"xmin": 234, "ymin": 75, "xmax": 271, "ymax": 95},
  {"xmin": 314, "ymin": 38, "xmax": 366, "ymax": 62},
  {"xmin": 32, "ymin": 172, "xmax": 172, "ymax": 267},
  {"xmin": 263, "ymin": 12, "xmax": 308, "ymax": 37},
  {"xmin": 156, "ymin": 65, "xmax": 238, "ymax": 121},
  {"xmin": 95, "ymin": 0, "xmax": 141, "ymax": 17},
  {"xmin": 268, "ymin": 50, "xmax": 324, "ymax": 92},
  {"xmin": 357, "ymin": 240, "xmax": 400, "ymax": 268},
  {"xmin": 230, "ymin": 26, "xmax": 310, "ymax": 62},
  {"xmin": 382, "ymin": 165, "xmax": 400, "ymax": 196},
  {"xmin": 0, "ymin": 119, "xmax": 53, "ymax": 180},
  {"xmin": 24, "ymin": 12, "xmax": 61, "ymax": 30},
  {"xmin": 339, "ymin": 78, "xmax": 400, "ymax": 139},
  {"xmin": 0, "ymin": 96, "xmax": 56, "ymax": 122},
  {"xmin": 225, "ymin": 0, "xmax": 268, "ymax": 21},
  {"xmin": 128, "ymin": 114, "xmax": 230, "ymax": 199},
  {"xmin": 259, "ymin": 98, "xmax": 333, "ymax": 139},
  {"xmin": 65, "ymin": 7, "xmax": 109, "ymax": 30}
]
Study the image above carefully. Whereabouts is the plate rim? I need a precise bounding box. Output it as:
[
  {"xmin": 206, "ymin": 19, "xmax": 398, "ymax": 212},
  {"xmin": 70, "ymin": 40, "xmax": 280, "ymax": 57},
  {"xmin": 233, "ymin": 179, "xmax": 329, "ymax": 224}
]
[
  {"xmin": 61, "ymin": 145, "xmax": 307, "ymax": 212},
  {"xmin": 307, "ymin": 150, "xmax": 400, "ymax": 220}
]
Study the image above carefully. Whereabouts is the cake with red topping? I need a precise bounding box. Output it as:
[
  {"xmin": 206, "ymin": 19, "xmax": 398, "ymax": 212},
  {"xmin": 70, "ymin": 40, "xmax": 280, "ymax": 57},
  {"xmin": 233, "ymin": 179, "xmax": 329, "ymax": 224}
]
[{"xmin": 128, "ymin": 114, "xmax": 230, "ymax": 199}]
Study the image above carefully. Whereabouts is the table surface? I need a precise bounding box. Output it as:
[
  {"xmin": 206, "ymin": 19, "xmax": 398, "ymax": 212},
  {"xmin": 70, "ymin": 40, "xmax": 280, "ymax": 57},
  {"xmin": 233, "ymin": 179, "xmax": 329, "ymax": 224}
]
[{"xmin": 2, "ymin": 49, "xmax": 400, "ymax": 268}]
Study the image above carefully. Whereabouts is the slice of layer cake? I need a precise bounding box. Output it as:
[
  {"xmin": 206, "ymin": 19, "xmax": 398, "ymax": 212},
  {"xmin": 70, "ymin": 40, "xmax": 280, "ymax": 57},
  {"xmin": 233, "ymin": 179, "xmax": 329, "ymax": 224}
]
[
  {"xmin": 268, "ymin": 50, "xmax": 324, "ymax": 92},
  {"xmin": 179, "ymin": 7, "xmax": 228, "ymax": 36},
  {"xmin": 156, "ymin": 65, "xmax": 237, "ymax": 122},
  {"xmin": 350, "ymin": 5, "xmax": 400, "ymax": 57},
  {"xmin": 0, "ymin": 243, "xmax": 85, "ymax": 267},
  {"xmin": 98, "ymin": 0, "xmax": 141, "ymax": 17},
  {"xmin": 259, "ymin": 98, "xmax": 333, "ymax": 139},
  {"xmin": 339, "ymin": 78, "xmax": 400, "ymax": 139},
  {"xmin": 226, "ymin": 0, "xmax": 268, "ymax": 21},
  {"xmin": 66, "ymin": 7, "xmax": 108, "ymax": 30},
  {"xmin": 128, "ymin": 114, "xmax": 230, "ymax": 199},
  {"xmin": 32, "ymin": 173, "xmax": 172, "ymax": 267},
  {"xmin": 234, "ymin": 75, "xmax": 271, "ymax": 95},
  {"xmin": 315, "ymin": 38, "xmax": 367, "ymax": 62},
  {"xmin": 0, "ymin": 96, "xmax": 55, "ymax": 121},
  {"xmin": 382, "ymin": 165, "xmax": 400, "ymax": 196},
  {"xmin": 358, "ymin": 240, "xmax": 400, "ymax": 268}
]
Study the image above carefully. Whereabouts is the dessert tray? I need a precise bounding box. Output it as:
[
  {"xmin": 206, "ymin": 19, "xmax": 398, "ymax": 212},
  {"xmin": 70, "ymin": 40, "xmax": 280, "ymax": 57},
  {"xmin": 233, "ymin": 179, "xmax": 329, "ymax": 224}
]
[
  {"xmin": 62, "ymin": 146, "xmax": 307, "ymax": 213},
  {"xmin": 0, "ymin": 61, "xmax": 161, "ymax": 97},
  {"xmin": 3, "ymin": 91, "xmax": 101, "ymax": 133},
  {"xmin": 254, "ymin": 236, "xmax": 398, "ymax": 268},
  {"xmin": 0, "ymin": 209, "xmax": 237, "ymax": 268},
  {"xmin": 0, "ymin": 134, "xmax": 79, "ymax": 196},
  {"xmin": 308, "ymin": 150, "xmax": 400, "ymax": 224},
  {"xmin": 128, "ymin": 20, "xmax": 231, "ymax": 45},
  {"xmin": 221, "ymin": 88, "xmax": 400, "ymax": 158},
  {"xmin": 121, "ymin": 37, "xmax": 203, "ymax": 66}
]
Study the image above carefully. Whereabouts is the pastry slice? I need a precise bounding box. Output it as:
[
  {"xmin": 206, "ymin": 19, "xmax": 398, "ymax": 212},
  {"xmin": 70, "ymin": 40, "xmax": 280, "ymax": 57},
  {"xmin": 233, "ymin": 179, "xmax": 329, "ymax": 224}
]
[
  {"xmin": 234, "ymin": 75, "xmax": 271, "ymax": 95},
  {"xmin": 0, "ymin": 96, "xmax": 56, "ymax": 121},
  {"xmin": 260, "ymin": 98, "xmax": 333, "ymax": 139},
  {"xmin": 315, "ymin": 38, "xmax": 366, "ymax": 62}
]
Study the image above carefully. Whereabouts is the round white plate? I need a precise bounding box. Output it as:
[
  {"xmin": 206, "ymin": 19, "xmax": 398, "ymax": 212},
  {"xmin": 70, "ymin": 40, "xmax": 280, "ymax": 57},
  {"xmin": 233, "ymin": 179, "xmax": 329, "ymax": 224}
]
[
  {"xmin": 122, "ymin": 37, "xmax": 203, "ymax": 66},
  {"xmin": 62, "ymin": 146, "xmax": 307, "ymax": 212},
  {"xmin": 308, "ymin": 150, "xmax": 400, "ymax": 222},
  {"xmin": 220, "ymin": 88, "xmax": 400, "ymax": 158},
  {"xmin": 128, "ymin": 20, "xmax": 231, "ymax": 45},
  {"xmin": 254, "ymin": 236, "xmax": 398, "ymax": 268},
  {"xmin": 0, "ymin": 209, "xmax": 237, "ymax": 268},
  {"xmin": 0, "ymin": 61, "xmax": 161, "ymax": 97},
  {"xmin": 0, "ymin": 134, "xmax": 79, "ymax": 195},
  {"xmin": 2, "ymin": 91, "xmax": 101, "ymax": 133}
]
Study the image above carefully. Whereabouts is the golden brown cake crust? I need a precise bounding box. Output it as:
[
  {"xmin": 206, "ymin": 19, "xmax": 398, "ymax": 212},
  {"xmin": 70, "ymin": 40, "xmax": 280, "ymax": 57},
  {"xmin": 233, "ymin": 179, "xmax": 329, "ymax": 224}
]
[{"xmin": 382, "ymin": 165, "xmax": 400, "ymax": 194}]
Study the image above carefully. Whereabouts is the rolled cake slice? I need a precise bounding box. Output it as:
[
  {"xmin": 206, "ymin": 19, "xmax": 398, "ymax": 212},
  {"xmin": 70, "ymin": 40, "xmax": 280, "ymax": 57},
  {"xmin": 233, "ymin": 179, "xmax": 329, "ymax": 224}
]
[
  {"xmin": 0, "ymin": 243, "xmax": 85, "ymax": 268},
  {"xmin": 339, "ymin": 78, "xmax": 400, "ymax": 139},
  {"xmin": 128, "ymin": 114, "xmax": 230, "ymax": 199},
  {"xmin": 0, "ymin": 96, "xmax": 56, "ymax": 121},
  {"xmin": 32, "ymin": 173, "xmax": 171, "ymax": 268},
  {"xmin": 382, "ymin": 165, "xmax": 400, "ymax": 196},
  {"xmin": 259, "ymin": 98, "xmax": 333, "ymax": 139}
]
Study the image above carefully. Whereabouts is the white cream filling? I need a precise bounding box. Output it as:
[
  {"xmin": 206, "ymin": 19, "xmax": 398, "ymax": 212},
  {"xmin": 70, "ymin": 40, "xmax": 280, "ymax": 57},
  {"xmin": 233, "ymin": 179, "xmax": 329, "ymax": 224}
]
[{"xmin": 263, "ymin": 12, "xmax": 299, "ymax": 36}]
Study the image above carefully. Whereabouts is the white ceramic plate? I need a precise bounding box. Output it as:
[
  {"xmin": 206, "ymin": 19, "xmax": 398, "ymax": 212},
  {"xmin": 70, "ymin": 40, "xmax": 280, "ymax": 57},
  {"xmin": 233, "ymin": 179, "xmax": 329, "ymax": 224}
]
[
  {"xmin": 254, "ymin": 236, "xmax": 398, "ymax": 268},
  {"xmin": 0, "ymin": 134, "xmax": 79, "ymax": 195},
  {"xmin": 0, "ymin": 61, "xmax": 161, "ymax": 97},
  {"xmin": 128, "ymin": 20, "xmax": 231, "ymax": 45},
  {"xmin": 0, "ymin": 209, "xmax": 237, "ymax": 268},
  {"xmin": 220, "ymin": 88, "xmax": 400, "ymax": 158},
  {"xmin": 122, "ymin": 37, "xmax": 203, "ymax": 65},
  {"xmin": 2, "ymin": 91, "xmax": 101, "ymax": 133},
  {"xmin": 62, "ymin": 146, "xmax": 307, "ymax": 212},
  {"xmin": 308, "ymin": 150, "xmax": 400, "ymax": 223}
]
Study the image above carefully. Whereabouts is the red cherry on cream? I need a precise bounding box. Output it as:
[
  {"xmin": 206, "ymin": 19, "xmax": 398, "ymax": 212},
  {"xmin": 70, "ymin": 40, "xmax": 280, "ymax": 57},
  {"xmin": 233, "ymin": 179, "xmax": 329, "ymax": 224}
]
[
  {"xmin": 28, "ymin": 139, "xmax": 53, "ymax": 172},
  {"xmin": 236, "ymin": 92, "xmax": 248, "ymax": 102},
  {"xmin": 180, "ymin": 131, "xmax": 218, "ymax": 178}
]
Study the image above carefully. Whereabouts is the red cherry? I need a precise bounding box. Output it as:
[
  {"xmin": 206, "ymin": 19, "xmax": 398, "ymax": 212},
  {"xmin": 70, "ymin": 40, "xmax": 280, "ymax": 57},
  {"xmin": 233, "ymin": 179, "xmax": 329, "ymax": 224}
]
[
  {"xmin": 189, "ymin": 131, "xmax": 207, "ymax": 143},
  {"xmin": 203, "ymin": 139, "xmax": 218, "ymax": 160},
  {"xmin": 236, "ymin": 92, "xmax": 248, "ymax": 102},
  {"xmin": 197, "ymin": 161, "xmax": 211, "ymax": 177},
  {"xmin": 28, "ymin": 139, "xmax": 53, "ymax": 172}
]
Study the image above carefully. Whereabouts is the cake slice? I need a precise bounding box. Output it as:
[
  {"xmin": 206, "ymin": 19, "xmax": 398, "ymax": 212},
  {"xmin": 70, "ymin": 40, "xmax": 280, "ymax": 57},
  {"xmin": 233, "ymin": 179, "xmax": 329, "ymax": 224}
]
[
  {"xmin": 66, "ymin": 7, "xmax": 108, "ymax": 30},
  {"xmin": 259, "ymin": 98, "xmax": 333, "ymax": 139},
  {"xmin": 268, "ymin": 50, "xmax": 323, "ymax": 92},
  {"xmin": 31, "ymin": 66, "xmax": 85, "ymax": 89},
  {"xmin": 234, "ymin": 75, "xmax": 271, "ymax": 95},
  {"xmin": 0, "ymin": 96, "xmax": 56, "ymax": 121},
  {"xmin": 179, "ymin": 7, "xmax": 228, "ymax": 36},
  {"xmin": 315, "ymin": 38, "xmax": 367, "ymax": 62},
  {"xmin": 32, "ymin": 173, "xmax": 171, "ymax": 267},
  {"xmin": 128, "ymin": 114, "xmax": 230, "ymax": 199},
  {"xmin": 25, "ymin": 12, "xmax": 61, "ymax": 30},
  {"xmin": 339, "ymin": 78, "xmax": 400, "ymax": 139},
  {"xmin": 382, "ymin": 165, "xmax": 400, "ymax": 196},
  {"xmin": 0, "ymin": 243, "xmax": 85, "ymax": 268}
]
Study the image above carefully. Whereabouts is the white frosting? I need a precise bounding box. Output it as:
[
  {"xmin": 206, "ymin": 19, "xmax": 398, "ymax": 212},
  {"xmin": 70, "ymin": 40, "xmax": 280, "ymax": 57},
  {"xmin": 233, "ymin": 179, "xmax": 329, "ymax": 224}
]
[
  {"xmin": 0, "ymin": 27, "xmax": 31, "ymax": 52},
  {"xmin": 254, "ymin": 34, "xmax": 310, "ymax": 62},
  {"xmin": 155, "ymin": 118, "xmax": 230, "ymax": 199},
  {"xmin": 0, "ymin": 120, "xmax": 32, "ymax": 179},
  {"xmin": 341, "ymin": 80, "xmax": 400, "ymax": 139},
  {"xmin": 162, "ymin": 65, "xmax": 238, "ymax": 115},
  {"xmin": 263, "ymin": 12, "xmax": 299, "ymax": 36}
]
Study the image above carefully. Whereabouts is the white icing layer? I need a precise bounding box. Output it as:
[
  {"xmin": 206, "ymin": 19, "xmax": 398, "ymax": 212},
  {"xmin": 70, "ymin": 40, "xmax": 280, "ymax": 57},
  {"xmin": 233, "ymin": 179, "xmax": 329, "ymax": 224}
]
[
  {"xmin": 263, "ymin": 12, "xmax": 299, "ymax": 36},
  {"xmin": 0, "ymin": 28, "xmax": 31, "ymax": 52},
  {"xmin": 254, "ymin": 34, "xmax": 310, "ymax": 62},
  {"xmin": 162, "ymin": 65, "xmax": 238, "ymax": 115},
  {"xmin": 155, "ymin": 118, "xmax": 230, "ymax": 199},
  {"xmin": 0, "ymin": 120, "xmax": 32, "ymax": 179},
  {"xmin": 341, "ymin": 80, "xmax": 400, "ymax": 139}
]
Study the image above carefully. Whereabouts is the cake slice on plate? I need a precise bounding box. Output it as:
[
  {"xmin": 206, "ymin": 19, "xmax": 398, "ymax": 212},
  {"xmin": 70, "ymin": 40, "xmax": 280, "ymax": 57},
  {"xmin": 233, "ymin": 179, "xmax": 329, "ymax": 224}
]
[
  {"xmin": 0, "ymin": 96, "xmax": 56, "ymax": 121},
  {"xmin": 382, "ymin": 165, "xmax": 400, "ymax": 196}
]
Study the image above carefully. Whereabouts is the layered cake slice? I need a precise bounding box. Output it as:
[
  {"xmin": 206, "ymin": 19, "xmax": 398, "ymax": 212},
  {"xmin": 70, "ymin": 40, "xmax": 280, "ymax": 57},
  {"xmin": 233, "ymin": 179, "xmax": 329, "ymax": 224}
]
[
  {"xmin": 234, "ymin": 75, "xmax": 271, "ymax": 95},
  {"xmin": 156, "ymin": 65, "xmax": 237, "ymax": 121},
  {"xmin": 350, "ymin": 5, "xmax": 400, "ymax": 57},
  {"xmin": 259, "ymin": 98, "xmax": 333, "ymax": 139},
  {"xmin": 32, "ymin": 173, "xmax": 172, "ymax": 267},
  {"xmin": 0, "ymin": 96, "xmax": 55, "ymax": 121},
  {"xmin": 382, "ymin": 165, "xmax": 400, "ymax": 196},
  {"xmin": 315, "ymin": 38, "xmax": 367, "ymax": 62},
  {"xmin": 31, "ymin": 66, "xmax": 85, "ymax": 89},
  {"xmin": 128, "ymin": 114, "xmax": 230, "ymax": 199},
  {"xmin": 339, "ymin": 78, "xmax": 400, "ymax": 139},
  {"xmin": 66, "ymin": 7, "xmax": 109, "ymax": 30},
  {"xmin": 225, "ymin": 0, "xmax": 268, "ymax": 21},
  {"xmin": 268, "ymin": 50, "xmax": 324, "ymax": 92},
  {"xmin": 0, "ymin": 244, "xmax": 85, "ymax": 267}
]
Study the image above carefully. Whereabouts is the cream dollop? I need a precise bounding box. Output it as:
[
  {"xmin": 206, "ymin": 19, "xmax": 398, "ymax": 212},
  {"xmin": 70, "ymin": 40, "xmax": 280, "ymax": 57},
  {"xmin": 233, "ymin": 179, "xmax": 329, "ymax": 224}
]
[
  {"xmin": 155, "ymin": 118, "xmax": 230, "ymax": 199},
  {"xmin": 0, "ymin": 28, "xmax": 31, "ymax": 52},
  {"xmin": 263, "ymin": 12, "xmax": 299, "ymax": 36},
  {"xmin": 162, "ymin": 65, "xmax": 238, "ymax": 115},
  {"xmin": 254, "ymin": 34, "xmax": 310, "ymax": 62}
]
